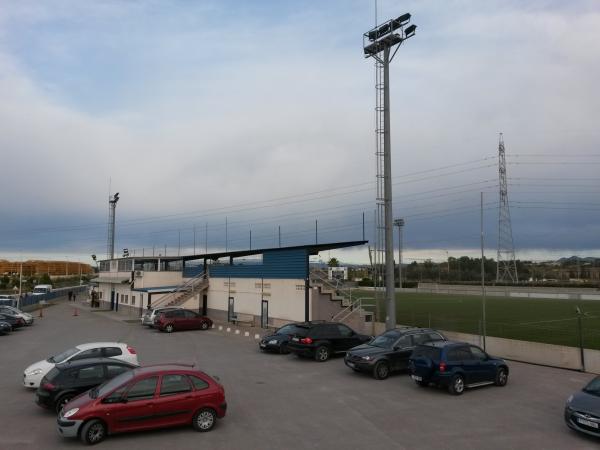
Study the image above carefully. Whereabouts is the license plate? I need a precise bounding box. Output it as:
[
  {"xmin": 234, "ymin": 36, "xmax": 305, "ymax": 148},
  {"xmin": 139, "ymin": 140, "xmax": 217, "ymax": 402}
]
[
  {"xmin": 411, "ymin": 375, "xmax": 422, "ymax": 382},
  {"xmin": 577, "ymin": 418, "xmax": 599, "ymax": 428},
  {"xmin": 292, "ymin": 337, "xmax": 299, "ymax": 342},
  {"xmin": 260, "ymin": 343, "xmax": 266, "ymax": 348}
]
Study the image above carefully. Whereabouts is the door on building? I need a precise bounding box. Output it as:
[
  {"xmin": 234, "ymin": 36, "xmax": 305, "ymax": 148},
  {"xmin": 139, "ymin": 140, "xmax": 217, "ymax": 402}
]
[
  {"xmin": 202, "ymin": 295, "xmax": 208, "ymax": 316},
  {"xmin": 227, "ymin": 297, "xmax": 234, "ymax": 322},
  {"xmin": 115, "ymin": 293, "xmax": 119, "ymax": 312},
  {"xmin": 110, "ymin": 290, "xmax": 115, "ymax": 310},
  {"xmin": 260, "ymin": 300, "xmax": 268, "ymax": 328}
]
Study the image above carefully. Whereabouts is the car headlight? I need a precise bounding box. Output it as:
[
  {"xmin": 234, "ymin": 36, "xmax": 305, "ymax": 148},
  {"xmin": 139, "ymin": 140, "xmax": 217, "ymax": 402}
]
[
  {"xmin": 63, "ymin": 408, "xmax": 79, "ymax": 418},
  {"xmin": 362, "ymin": 356, "xmax": 372, "ymax": 361},
  {"xmin": 26, "ymin": 369, "xmax": 43, "ymax": 376},
  {"xmin": 268, "ymin": 339, "xmax": 278, "ymax": 345}
]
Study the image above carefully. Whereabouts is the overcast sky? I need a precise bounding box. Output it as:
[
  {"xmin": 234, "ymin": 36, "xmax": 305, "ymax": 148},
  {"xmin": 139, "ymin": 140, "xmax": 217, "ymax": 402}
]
[{"xmin": 0, "ymin": 0, "xmax": 599, "ymax": 264}]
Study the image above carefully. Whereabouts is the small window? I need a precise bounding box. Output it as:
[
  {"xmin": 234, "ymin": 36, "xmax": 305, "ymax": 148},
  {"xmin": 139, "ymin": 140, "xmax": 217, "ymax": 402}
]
[
  {"xmin": 469, "ymin": 346, "xmax": 487, "ymax": 361},
  {"xmin": 188, "ymin": 375, "xmax": 209, "ymax": 391},
  {"xmin": 126, "ymin": 377, "xmax": 158, "ymax": 401},
  {"xmin": 395, "ymin": 335, "xmax": 413, "ymax": 349},
  {"xmin": 412, "ymin": 333, "xmax": 431, "ymax": 345},
  {"xmin": 183, "ymin": 310, "xmax": 197, "ymax": 318},
  {"xmin": 337, "ymin": 324, "xmax": 354, "ymax": 338},
  {"xmin": 76, "ymin": 365, "xmax": 105, "ymax": 381},
  {"xmin": 447, "ymin": 349, "xmax": 461, "ymax": 362},
  {"xmin": 160, "ymin": 374, "xmax": 192, "ymax": 396},
  {"xmin": 104, "ymin": 386, "xmax": 127, "ymax": 403},
  {"xmin": 106, "ymin": 364, "xmax": 130, "ymax": 378},
  {"xmin": 71, "ymin": 348, "xmax": 103, "ymax": 360},
  {"xmin": 104, "ymin": 347, "xmax": 123, "ymax": 357},
  {"xmin": 426, "ymin": 333, "xmax": 444, "ymax": 342},
  {"xmin": 131, "ymin": 295, "xmax": 136, "ymax": 305},
  {"xmin": 452, "ymin": 346, "xmax": 473, "ymax": 361},
  {"xmin": 99, "ymin": 292, "xmax": 103, "ymax": 299}
]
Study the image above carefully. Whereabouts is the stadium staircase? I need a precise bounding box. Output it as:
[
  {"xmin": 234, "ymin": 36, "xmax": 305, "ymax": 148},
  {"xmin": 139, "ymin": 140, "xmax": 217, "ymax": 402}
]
[{"xmin": 150, "ymin": 272, "xmax": 209, "ymax": 309}]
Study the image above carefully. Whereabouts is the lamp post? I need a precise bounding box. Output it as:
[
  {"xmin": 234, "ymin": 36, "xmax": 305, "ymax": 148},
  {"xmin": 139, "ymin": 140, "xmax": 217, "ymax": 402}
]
[
  {"xmin": 364, "ymin": 13, "xmax": 416, "ymax": 331},
  {"xmin": 394, "ymin": 218, "xmax": 405, "ymax": 289}
]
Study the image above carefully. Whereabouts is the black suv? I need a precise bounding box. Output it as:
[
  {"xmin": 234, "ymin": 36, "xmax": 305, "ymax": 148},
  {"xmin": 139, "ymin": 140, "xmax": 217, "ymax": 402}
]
[
  {"xmin": 286, "ymin": 322, "xmax": 371, "ymax": 362},
  {"xmin": 259, "ymin": 321, "xmax": 326, "ymax": 354},
  {"xmin": 345, "ymin": 327, "xmax": 446, "ymax": 380},
  {"xmin": 409, "ymin": 341, "xmax": 509, "ymax": 395},
  {"xmin": 36, "ymin": 357, "xmax": 138, "ymax": 413}
]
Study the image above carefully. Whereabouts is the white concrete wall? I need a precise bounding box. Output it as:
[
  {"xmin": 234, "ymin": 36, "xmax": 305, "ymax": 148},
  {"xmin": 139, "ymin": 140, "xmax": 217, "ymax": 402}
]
[
  {"xmin": 134, "ymin": 271, "xmax": 183, "ymax": 288},
  {"xmin": 373, "ymin": 322, "xmax": 600, "ymax": 375},
  {"xmin": 207, "ymin": 278, "xmax": 305, "ymax": 323}
]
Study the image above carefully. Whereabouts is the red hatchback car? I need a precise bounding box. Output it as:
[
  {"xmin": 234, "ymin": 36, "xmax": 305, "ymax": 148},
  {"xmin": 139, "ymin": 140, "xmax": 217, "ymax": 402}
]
[
  {"xmin": 57, "ymin": 364, "xmax": 227, "ymax": 445},
  {"xmin": 154, "ymin": 309, "xmax": 213, "ymax": 333}
]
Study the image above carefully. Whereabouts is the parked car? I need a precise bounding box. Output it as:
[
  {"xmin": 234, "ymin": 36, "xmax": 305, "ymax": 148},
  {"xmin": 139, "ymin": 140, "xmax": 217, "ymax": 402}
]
[
  {"xmin": 57, "ymin": 364, "xmax": 227, "ymax": 445},
  {"xmin": 259, "ymin": 321, "xmax": 326, "ymax": 354},
  {"xmin": 0, "ymin": 294, "xmax": 16, "ymax": 306},
  {"xmin": 0, "ymin": 320, "xmax": 11, "ymax": 334},
  {"xmin": 0, "ymin": 305, "xmax": 34, "ymax": 325},
  {"xmin": 408, "ymin": 341, "xmax": 509, "ymax": 395},
  {"xmin": 23, "ymin": 342, "xmax": 139, "ymax": 388},
  {"xmin": 141, "ymin": 306, "xmax": 183, "ymax": 327},
  {"xmin": 345, "ymin": 327, "xmax": 446, "ymax": 380},
  {"xmin": 0, "ymin": 312, "xmax": 25, "ymax": 330},
  {"xmin": 286, "ymin": 322, "xmax": 372, "ymax": 362},
  {"xmin": 154, "ymin": 309, "xmax": 213, "ymax": 333},
  {"xmin": 36, "ymin": 358, "xmax": 138, "ymax": 413},
  {"xmin": 564, "ymin": 375, "xmax": 600, "ymax": 437}
]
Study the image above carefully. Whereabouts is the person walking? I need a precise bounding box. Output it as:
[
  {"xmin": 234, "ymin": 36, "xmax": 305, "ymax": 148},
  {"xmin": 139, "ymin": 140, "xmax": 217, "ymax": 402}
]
[
  {"xmin": 73, "ymin": 293, "xmax": 77, "ymax": 302},
  {"xmin": 68, "ymin": 291, "xmax": 73, "ymax": 301}
]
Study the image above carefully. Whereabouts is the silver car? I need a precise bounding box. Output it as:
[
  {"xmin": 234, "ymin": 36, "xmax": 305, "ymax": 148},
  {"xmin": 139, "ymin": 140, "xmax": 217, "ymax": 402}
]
[
  {"xmin": 141, "ymin": 306, "xmax": 182, "ymax": 327},
  {"xmin": 0, "ymin": 306, "xmax": 34, "ymax": 325}
]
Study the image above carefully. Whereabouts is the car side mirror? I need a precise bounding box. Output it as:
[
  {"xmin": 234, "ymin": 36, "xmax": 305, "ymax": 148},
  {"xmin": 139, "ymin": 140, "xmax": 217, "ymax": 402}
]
[{"xmin": 393, "ymin": 346, "xmax": 400, "ymax": 351}]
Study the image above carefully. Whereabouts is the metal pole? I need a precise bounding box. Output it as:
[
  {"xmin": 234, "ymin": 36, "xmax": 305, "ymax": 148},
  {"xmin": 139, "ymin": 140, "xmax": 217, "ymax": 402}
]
[
  {"xmin": 18, "ymin": 260, "xmax": 22, "ymax": 309},
  {"xmin": 383, "ymin": 46, "xmax": 396, "ymax": 331},
  {"xmin": 398, "ymin": 224, "xmax": 403, "ymax": 289},
  {"xmin": 249, "ymin": 230, "xmax": 252, "ymax": 250},
  {"xmin": 178, "ymin": 230, "xmax": 181, "ymax": 256},
  {"xmin": 225, "ymin": 217, "xmax": 228, "ymax": 252},
  {"xmin": 193, "ymin": 225, "xmax": 196, "ymax": 255},
  {"xmin": 481, "ymin": 192, "xmax": 487, "ymax": 351},
  {"xmin": 278, "ymin": 226, "xmax": 281, "ymax": 248},
  {"xmin": 205, "ymin": 222, "xmax": 208, "ymax": 254},
  {"xmin": 362, "ymin": 212, "xmax": 365, "ymax": 241},
  {"xmin": 315, "ymin": 220, "xmax": 318, "ymax": 244}
]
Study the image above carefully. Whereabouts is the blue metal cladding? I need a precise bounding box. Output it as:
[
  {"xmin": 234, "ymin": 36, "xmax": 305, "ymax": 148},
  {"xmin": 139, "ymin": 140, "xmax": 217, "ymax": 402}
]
[
  {"xmin": 209, "ymin": 249, "xmax": 308, "ymax": 279},
  {"xmin": 182, "ymin": 266, "xmax": 204, "ymax": 278}
]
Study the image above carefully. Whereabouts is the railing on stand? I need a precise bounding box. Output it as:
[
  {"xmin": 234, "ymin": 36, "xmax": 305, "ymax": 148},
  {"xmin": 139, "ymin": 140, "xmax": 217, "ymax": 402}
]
[{"xmin": 150, "ymin": 272, "xmax": 209, "ymax": 309}]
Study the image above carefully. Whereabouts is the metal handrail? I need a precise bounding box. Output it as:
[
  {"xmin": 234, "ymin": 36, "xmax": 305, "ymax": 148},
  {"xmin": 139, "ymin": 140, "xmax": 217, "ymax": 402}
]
[
  {"xmin": 150, "ymin": 272, "xmax": 208, "ymax": 309},
  {"xmin": 332, "ymin": 296, "xmax": 375, "ymax": 323}
]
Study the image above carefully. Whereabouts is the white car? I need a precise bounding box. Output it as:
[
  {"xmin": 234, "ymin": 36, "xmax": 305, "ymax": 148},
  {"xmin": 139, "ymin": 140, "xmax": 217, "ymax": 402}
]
[
  {"xmin": 23, "ymin": 342, "xmax": 139, "ymax": 388},
  {"xmin": 141, "ymin": 306, "xmax": 183, "ymax": 327}
]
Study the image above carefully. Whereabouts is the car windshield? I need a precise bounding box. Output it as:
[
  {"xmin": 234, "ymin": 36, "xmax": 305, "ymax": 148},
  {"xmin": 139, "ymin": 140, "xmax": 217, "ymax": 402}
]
[
  {"xmin": 91, "ymin": 370, "xmax": 135, "ymax": 399},
  {"xmin": 583, "ymin": 376, "xmax": 600, "ymax": 397},
  {"xmin": 370, "ymin": 331, "xmax": 401, "ymax": 348},
  {"xmin": 48, "ymin": 347, "xmax": 79, "ymax": 363}
]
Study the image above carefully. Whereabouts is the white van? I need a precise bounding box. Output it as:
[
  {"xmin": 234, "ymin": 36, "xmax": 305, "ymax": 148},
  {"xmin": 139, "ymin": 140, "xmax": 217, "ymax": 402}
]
[{"xmin": 32, "ymin": 284, "xmax": 53, "ymax": 295}]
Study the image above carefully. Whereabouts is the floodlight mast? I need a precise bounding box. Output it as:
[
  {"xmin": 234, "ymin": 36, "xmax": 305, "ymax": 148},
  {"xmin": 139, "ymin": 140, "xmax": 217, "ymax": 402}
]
[{"xmin": 363, "ymin": 14, "xmax": 416, "ymax": 331}]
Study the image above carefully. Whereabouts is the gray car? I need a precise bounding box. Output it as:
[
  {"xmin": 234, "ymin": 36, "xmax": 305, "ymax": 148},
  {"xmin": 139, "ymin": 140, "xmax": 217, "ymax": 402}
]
[
  {"xmin": 565, "ymin": 375, "xmax": 600, "ymax": 437},
  {"xmin": 0, "ymin": 306, "xmax": 34, "ymax": 325},
  {"xmin": 141, "ymin": 306, "xmax": 182, "ymax": 327}
]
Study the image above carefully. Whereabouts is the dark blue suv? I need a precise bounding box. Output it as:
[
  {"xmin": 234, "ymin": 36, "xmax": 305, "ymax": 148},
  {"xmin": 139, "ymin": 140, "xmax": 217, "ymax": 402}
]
[{"xmin": 408, "ymin": 341, "xmax": 509, "ymax": 395}]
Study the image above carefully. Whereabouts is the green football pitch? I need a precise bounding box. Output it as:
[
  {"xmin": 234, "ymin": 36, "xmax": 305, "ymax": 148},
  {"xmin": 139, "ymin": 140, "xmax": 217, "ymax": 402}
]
[{"xmin": 358, "ymin": 291, "xmax": 600, "ymax": 350}]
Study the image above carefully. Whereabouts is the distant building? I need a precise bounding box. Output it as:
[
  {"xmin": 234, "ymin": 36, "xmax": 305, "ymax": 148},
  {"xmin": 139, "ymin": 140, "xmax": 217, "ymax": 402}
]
[{"xmin": 328, "ymin": 266, "xmax": 348, "ymax": 281}]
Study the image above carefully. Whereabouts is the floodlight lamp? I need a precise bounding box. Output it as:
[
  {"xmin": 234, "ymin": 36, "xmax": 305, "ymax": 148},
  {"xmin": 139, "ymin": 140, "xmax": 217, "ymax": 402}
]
[
  {"xmin": 91, "ymin": 254, "xmax": 96, "ymax": 261},
  {"xmin": 392, "ymin": 13, "xmax": 411, "ymax": 29},
  {"xmin": 404, "ymin": 24, "xmax": 417, "ymax": 38}
]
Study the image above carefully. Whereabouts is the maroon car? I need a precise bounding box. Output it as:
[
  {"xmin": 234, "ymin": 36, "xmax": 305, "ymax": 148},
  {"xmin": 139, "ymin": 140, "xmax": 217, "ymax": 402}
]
[
  {"xmin": 57, "ymin": 364, "xmax": 226, "ymax": 445},
  {"xmin": 154, "ymin": 309, "xmax": 213, "ymax": 333}
]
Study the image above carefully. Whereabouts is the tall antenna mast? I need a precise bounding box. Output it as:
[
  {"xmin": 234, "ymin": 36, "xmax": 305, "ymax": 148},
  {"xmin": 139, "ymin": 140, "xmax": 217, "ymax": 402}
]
[
  {"xmin": 496, "ymin": 133, "xmax": 518, "ymax": 282},
  {"xmin": 363, "ymin": 11, "xmax": 417, "ymax": 330}
]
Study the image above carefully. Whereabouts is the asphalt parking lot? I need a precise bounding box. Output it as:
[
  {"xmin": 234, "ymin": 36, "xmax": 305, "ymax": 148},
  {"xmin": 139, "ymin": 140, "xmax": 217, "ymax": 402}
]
[{"xmin": 1, "ymin": 301, "xmax": 598, "ymax": 450}]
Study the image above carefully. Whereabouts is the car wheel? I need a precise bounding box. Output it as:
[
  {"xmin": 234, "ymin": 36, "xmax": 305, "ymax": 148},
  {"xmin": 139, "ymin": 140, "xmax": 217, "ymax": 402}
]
[
  {"xmin": 448, "ymin": 374, "xmax": 465, "ymax": 395},
  {"xmin": 495, "ymin": 367, "xmax": 508, "ymax": 386},
  {"xmin": 55, "ymin": 394, "xmax": 74, "ymax": 414},
  {"xmin": 200, "ymin": 321, "xmax": 209, "ymax": 330},
  {"xmin": 192, "ymin": 408, "xmax": 217, "ymax": 432},
  {"xmin": 165, "ymin": 324, "xmax": 174, "ymax": 333},
  {"xmin": 314, "ymin": 345, "xmax": 330, "ymax": 362},
  {"xmin": 373, "ymin": 361, "xmax": 390, "ymax": 380},
  {"xmin": 80, "ymin": 419, "xmax": 107, "ymax": 445}
]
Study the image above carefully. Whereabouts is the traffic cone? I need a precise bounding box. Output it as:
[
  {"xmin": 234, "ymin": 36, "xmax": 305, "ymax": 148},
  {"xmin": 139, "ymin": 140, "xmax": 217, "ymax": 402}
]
[{"xmin": 73, "ymin": 308, "xmax": 79, "ymax": 317}]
